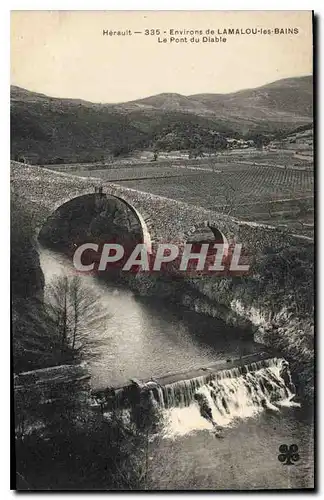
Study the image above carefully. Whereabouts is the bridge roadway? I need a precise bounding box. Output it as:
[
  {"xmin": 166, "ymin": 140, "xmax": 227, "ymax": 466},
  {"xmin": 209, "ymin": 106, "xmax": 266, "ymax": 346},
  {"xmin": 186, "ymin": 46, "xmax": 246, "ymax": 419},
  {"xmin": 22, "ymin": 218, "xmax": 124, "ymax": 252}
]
[{"xmin": 10, "ymin": 161, "xmax": 306, "ymax": 253}]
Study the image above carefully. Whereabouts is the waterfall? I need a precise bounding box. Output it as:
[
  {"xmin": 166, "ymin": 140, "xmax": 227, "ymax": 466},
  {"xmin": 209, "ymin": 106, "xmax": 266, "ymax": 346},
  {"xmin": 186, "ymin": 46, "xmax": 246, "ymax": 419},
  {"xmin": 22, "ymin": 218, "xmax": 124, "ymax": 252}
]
[
  {"xmin": 150, "ymin": 376, "xmax": 207, "ymax": 409},
  {"xmin": 148, "ymin": 358, "xmax": 299, "ymax": 437},
  {"xmin": 90, "ymin": 357, "xmax": 299, "ymax": 436},
  {"xmin": 150, "ymin": 358, "xmax": 295, "ymax": 409}
]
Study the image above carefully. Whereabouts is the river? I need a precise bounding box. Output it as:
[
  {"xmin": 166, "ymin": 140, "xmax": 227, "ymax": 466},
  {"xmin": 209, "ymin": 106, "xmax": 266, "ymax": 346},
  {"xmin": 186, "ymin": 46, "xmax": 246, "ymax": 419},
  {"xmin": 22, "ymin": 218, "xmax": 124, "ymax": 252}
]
[
  {"xmin": 39, "ymin": 245, "xmax": 261, "ymax": 389},
  {"xmin": 39, "ymin": 245, "xmax": 314, "ymax": 490}
]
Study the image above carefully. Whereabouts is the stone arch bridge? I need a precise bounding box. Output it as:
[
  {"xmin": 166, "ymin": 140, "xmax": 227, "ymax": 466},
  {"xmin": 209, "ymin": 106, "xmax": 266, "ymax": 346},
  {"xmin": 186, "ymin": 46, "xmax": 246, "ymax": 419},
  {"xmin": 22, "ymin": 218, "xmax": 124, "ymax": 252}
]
[{"xmin": 10, "ymin": 162, "xmax": 299, "ymax": 253}]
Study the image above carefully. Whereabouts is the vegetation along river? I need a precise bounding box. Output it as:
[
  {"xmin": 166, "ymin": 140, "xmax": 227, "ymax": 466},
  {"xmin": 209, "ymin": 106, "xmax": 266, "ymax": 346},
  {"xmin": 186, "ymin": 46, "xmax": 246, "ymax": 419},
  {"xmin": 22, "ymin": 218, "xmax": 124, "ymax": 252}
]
[{"xmin": 39, "ymin": 245, "xmax": 314, "ymax": 490}]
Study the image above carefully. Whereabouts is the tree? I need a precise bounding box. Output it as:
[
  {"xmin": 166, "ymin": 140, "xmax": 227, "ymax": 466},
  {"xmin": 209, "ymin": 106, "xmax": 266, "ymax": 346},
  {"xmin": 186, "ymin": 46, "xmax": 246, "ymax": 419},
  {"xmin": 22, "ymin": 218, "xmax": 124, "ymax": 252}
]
[
  {"xmin": 15, "ymin": 377, "xmax": 165, "ymax": 490},
  {"xmin": 11, "ymin": 192, "xmax": 68, "ymax": 372},
  {"xmin": 16, "ymin": 401, "xmax": 164, "ymax": 490},
  {"xmin": 128, "ymin": 392, "xmax": 165, "ymax": 489},
  {"xmin": 249, "ymin": 132, "xmax": 271, "ymax": 150},
  {"xmin": 45, "ymin": 275, "xmax": 109, "ymax": 362}
]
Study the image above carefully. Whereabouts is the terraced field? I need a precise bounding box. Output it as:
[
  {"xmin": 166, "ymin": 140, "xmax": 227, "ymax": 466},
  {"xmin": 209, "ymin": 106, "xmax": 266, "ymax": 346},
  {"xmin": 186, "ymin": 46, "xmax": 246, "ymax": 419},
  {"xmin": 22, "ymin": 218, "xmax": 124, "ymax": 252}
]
[
  {"xmin": 114, "ymin": 165, "xmax": 312, "ymax": 206},
  {"xmin": 45, "ymin": 150, "xmax": 314, "ymax": 238},
  {"xmin": 216, "ymin": 149, "xmax": 313, "ymax": 167},
  {"xmin": 55, "ymin": 164, "xmax": 206, "ymax": 181}
]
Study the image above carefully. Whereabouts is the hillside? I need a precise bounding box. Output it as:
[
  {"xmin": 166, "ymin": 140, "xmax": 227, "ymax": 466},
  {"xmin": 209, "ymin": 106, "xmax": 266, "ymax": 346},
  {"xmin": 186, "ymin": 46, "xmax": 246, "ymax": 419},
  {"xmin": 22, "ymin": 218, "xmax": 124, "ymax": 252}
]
[
  {"xmin": 189, "ymin": 76, "xmax": 313, "ymax": 118},
  {"xmin": 11, "ymin": 75, "xmax": 313, "ymax": 163},
  {"xmin": 119, "ymin": 76, "xmax": 312, "ymax": 118}
]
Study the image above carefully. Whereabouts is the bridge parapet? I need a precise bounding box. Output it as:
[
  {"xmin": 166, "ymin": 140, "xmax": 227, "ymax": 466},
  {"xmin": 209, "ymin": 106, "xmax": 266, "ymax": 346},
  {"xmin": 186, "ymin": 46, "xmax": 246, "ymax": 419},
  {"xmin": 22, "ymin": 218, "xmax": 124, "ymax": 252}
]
[{"xmin": 11, "ymin": 162, "xmax": 309, "ymax": 253}]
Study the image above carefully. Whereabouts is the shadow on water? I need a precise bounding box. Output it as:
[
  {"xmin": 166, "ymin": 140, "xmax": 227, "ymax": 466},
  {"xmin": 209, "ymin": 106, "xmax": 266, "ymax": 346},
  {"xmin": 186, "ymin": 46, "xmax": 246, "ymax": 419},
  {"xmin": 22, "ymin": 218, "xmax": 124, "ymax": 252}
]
[
  {"xmin": 39, "ymin": 244, "xmax": 268, "ymax": 386},
  {"xmin": 38, "ymin": 244, "xmax": 314, "ymax": 490},
  {"xmin": 133, "ymin": 293, "xmax": 265, "ymax": 359}
]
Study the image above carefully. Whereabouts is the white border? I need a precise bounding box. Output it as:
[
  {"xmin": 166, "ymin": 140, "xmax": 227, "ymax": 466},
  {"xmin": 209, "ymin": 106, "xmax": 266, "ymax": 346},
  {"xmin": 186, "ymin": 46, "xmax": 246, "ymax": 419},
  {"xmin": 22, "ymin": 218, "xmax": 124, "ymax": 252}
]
[
  {"xmin": 3, "ymin": 1, "xmax": 322, "ymax": 498},
  {"xmin": 5, "ymin": 1, "xmax": 322, "ymax": 10}
]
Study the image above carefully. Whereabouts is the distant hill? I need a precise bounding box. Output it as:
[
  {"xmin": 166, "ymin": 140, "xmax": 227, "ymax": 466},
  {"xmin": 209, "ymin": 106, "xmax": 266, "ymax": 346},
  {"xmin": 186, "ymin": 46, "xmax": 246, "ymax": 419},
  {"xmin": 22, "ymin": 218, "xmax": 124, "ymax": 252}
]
[
  {"xmin": 117, "ymin": 76, "xmax": 312, "ymax": 119},
  {"xmin": 11, "ymin": 75, "xmax": 313, "ymax": 163},
  {"xmin": 188, "ymin": 76, "xmax": 313, "ymax": 118}
]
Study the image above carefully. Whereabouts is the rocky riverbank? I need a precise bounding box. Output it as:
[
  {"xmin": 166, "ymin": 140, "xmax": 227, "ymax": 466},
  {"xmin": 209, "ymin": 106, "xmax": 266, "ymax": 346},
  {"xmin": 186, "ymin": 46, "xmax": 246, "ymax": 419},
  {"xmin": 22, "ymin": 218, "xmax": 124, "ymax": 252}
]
[{"xmin": 118, "ymin": 267, "xmax": 314, "ymax": 405}]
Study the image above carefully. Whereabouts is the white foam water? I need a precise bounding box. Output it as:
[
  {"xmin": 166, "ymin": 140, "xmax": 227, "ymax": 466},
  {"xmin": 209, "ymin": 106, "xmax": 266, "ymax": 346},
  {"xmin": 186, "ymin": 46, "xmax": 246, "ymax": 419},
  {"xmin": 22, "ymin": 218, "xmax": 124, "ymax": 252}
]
[{"xmin": 151, "ymin": 358, "xmax": 300, "ymax": 438}]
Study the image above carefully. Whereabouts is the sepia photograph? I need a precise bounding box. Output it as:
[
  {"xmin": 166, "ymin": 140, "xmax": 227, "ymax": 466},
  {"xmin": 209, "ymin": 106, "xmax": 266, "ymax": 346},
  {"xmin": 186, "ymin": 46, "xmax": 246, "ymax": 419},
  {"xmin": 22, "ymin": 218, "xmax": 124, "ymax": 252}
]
[{"xmin": 10, "ymin": 10, "xmax": 314, "ymax": 491}]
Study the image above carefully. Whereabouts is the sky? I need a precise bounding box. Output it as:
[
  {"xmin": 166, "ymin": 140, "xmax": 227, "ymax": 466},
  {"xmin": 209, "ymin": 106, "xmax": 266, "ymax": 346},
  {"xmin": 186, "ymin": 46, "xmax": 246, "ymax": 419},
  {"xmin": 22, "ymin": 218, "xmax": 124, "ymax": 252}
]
[{"xmin": 11, "ymin": 10, "xmax": 313, "ymax": 103}]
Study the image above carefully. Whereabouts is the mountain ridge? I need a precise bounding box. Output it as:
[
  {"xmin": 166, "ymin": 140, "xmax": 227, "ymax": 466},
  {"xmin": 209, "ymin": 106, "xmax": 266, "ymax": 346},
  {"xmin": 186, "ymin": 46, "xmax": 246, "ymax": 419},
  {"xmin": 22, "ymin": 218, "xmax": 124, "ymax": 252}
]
[
  {"xmin": 10, "ymin": 75, "xmax": 313, "ymax": 163},
  {"xmin": 11, "ymin": 74, "xmax": 312, "ymax": 107}
]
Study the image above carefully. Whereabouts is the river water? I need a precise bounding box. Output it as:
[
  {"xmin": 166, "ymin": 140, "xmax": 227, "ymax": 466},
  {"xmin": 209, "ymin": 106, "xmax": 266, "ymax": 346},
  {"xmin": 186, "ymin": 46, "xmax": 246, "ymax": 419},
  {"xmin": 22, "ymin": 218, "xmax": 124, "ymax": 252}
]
[
  {"xmin": 39, "ymin": 246, "xmax": 261, "ymax": 389},
  {"xmin": 39, "ymin": 245, "xmax": 314, "ymax": 490}
]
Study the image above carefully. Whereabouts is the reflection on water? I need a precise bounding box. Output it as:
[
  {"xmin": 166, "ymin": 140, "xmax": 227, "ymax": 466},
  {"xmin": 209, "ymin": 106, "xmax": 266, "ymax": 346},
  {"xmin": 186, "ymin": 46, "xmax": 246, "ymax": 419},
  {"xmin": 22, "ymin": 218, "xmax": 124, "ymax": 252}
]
[
  {"xmin": 39, "ymin": 245, "xmax": 314, "ymax": 489},
  {"xmin": 39, "ymin": 246, "xmax": 261, "ymax": 389}
]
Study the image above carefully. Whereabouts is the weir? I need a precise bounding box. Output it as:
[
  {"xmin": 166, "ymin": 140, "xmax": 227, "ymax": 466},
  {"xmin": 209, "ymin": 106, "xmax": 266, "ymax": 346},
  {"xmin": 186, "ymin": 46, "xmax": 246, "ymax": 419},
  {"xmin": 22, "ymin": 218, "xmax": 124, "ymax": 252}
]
[
  {"xmin": 155, "ymin": 357, "xmax": 298, "ymax": 430},
  {"xmin": 14, "ymin": 353, "xmax": 298, "ymax": 434},
  {"xmin": 91, "ymin": 353, "xmax": 297, "ymax": 421}
]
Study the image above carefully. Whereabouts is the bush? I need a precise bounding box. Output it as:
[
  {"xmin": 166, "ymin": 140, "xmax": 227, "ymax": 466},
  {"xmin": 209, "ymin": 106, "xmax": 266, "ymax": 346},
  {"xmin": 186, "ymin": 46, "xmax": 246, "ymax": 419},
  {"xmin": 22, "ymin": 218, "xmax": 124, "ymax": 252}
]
[{"xmin": 15, "ymin": 389, "xmax": 164, "ymax": 490}]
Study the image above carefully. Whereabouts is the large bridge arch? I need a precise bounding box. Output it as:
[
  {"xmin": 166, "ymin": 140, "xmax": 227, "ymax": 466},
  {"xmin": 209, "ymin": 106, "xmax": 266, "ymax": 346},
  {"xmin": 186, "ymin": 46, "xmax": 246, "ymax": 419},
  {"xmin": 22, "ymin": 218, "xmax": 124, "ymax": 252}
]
[{"xmin": 38, "ymin": 189, "xmax": 153, "ymax": 253}]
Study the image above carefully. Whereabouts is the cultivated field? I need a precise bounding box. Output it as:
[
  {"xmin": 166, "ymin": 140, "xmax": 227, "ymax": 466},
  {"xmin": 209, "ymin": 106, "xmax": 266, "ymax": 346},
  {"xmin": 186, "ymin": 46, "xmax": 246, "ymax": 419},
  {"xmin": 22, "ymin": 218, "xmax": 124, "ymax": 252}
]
[{"xmin": 45, "ymin": 149, "xmax": 314, "ymax": 238}]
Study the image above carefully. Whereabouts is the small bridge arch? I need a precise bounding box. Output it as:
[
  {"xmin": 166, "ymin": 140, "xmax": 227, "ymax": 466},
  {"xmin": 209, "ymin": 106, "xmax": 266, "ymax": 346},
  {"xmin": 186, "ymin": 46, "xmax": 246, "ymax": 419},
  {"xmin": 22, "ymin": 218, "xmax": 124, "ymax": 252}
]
[{"xmin": 183, "ymin": 220, "xmax": 229, "ymax": 247}]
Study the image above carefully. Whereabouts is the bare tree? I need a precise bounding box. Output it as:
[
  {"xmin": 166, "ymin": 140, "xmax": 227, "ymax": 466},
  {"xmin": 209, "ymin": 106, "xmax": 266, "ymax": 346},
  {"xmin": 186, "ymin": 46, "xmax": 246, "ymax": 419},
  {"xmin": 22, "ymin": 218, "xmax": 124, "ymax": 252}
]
[{"xmin": 45, "ymin": 275, "xmax": 109, "ymax": 362}]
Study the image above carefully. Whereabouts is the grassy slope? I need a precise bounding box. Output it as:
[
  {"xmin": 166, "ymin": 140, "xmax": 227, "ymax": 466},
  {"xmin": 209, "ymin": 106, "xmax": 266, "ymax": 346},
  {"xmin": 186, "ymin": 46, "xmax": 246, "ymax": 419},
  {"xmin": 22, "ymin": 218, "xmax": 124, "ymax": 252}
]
[{"xmin": 11, "ymin": 76, "xmax": 312, "ymax": 162}]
